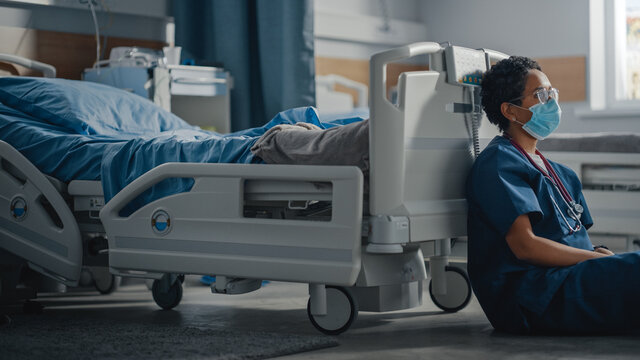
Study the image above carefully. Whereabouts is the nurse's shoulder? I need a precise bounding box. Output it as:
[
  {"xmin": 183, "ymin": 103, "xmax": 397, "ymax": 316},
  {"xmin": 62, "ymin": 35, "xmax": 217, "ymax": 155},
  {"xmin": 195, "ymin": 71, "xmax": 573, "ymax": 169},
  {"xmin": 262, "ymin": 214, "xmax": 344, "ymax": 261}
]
[
  {"xmin": 545, "ymin": 157, "xmax": 581, "ymax": 185},
  {"xmin": 471, "ymin": 136, "xmax": 527, "ymax": 174},
  {"xmin": 467, "ymin": 135, "xmax": 533, "ymax": 199}
]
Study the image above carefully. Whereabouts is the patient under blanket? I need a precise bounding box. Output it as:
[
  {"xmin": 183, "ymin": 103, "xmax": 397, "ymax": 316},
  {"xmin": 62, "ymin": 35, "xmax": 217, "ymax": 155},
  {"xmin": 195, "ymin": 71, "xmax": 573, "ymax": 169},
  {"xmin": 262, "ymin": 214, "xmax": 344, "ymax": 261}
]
[
  {"xmin": 0, "ymin": 77, "xmax": 368, "ymax": 214},
  {"xmin": 251, "ymin": 119, "xmax": 369, "ymax": 175}
]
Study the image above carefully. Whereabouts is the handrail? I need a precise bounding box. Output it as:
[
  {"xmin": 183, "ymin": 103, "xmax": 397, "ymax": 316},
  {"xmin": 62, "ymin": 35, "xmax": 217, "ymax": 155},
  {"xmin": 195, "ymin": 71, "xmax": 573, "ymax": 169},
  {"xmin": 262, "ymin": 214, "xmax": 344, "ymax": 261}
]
[
  {"xmin": 370, "ymin": 42, "xmax": 442, "ymax": 110},
  {"xmin": 0, "ymin": 53, "xmax": 56, "ymax": 78},
  {"xmin": 316, "ymin": 74, "xmax": 368, "ymax": 108},
  {"xmin": 100, "ymin": 163, "xmax": 363, "ymax": 219},
  {"xmin": 481, "ymin": 48, "xmax": 509, "ymax": 68}
]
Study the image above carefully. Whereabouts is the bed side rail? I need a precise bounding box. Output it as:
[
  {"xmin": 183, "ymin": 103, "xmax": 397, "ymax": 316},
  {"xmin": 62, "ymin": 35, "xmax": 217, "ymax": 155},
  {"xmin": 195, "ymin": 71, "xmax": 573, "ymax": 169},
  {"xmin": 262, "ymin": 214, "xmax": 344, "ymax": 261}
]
[
  {"xmin": 0, "ymin": 141, "xmax": 82, "ymax": 285},
  {"xmin": 100, "ymin": 163, "xmax": 363, "ymax": 286},
  {"xmin": 0, "ymin": 54, "xmax": 56, "ymax": 78}
]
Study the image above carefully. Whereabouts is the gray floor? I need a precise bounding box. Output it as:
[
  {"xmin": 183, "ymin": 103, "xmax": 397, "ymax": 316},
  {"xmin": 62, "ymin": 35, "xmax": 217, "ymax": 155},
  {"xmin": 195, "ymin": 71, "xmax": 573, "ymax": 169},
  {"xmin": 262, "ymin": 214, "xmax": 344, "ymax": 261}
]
[{"xmin": 4, "ymin": 276, "xmax": 640, "ymax": 360}]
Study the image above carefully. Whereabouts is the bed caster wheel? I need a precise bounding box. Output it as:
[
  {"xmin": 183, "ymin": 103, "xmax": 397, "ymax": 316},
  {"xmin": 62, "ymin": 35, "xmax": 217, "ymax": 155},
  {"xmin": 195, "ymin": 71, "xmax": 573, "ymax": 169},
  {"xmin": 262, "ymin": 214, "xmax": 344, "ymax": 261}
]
[
  {"xmin": 152, "ymin": 278, "xmax": 183, "ymax": 310},
  {"xmin": 429, "ymin": 265, "xmax": 472, "ymax": 313},
  {"xmin": 79, "ymin": 269, "xmax": 94, "ymax": 287},
  {"xmin": 91, "ymin": 267, "xmax": 120, "ymax": 295},
  {"xmin": 95, "ymin": 274, "xmax": 120, "ymax": 295},
  {"xmin": 23, "ymin": 300, "xmax": 43, "ymax": 314},
  {"xmin": 307, "ymin": 286, "xmax": 358, "ymax": 335}
]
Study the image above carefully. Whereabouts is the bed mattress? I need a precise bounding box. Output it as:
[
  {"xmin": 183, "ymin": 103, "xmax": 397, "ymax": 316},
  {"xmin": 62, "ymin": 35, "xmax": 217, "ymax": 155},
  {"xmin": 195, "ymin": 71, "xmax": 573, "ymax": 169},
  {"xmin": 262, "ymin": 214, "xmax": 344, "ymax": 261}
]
[
  {"xmin": 0, "ymin": 77, "xmax": 364, "ymax": 214},
  {"xmin": 538, "ymin": 133, "xmax": 640, "ymax": 153}
]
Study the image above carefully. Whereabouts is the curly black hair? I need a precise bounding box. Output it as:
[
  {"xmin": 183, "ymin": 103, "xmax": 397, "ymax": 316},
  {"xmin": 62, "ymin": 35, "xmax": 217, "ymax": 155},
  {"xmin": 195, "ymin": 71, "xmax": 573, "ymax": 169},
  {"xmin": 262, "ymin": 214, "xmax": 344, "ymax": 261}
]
[{"xmin": 480, "ymin": 56, "xmax": 541, "ymax": 133}]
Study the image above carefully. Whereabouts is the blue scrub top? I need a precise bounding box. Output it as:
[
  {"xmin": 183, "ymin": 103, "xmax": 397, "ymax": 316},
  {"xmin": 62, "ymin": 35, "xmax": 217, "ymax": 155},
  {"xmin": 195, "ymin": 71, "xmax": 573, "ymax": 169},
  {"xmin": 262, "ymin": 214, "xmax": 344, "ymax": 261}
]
[{"xmin": 466, "ymin": 135, "xmax": 594, "ymax": 332}]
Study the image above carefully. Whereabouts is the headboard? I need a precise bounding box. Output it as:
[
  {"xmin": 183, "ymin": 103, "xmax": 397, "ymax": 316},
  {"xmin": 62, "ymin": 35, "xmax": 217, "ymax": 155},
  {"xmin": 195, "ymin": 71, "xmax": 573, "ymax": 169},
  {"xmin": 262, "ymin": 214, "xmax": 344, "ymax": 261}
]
[{"xmin": 0, "ymin": 25, "xmax": 165, "ymax": 80}]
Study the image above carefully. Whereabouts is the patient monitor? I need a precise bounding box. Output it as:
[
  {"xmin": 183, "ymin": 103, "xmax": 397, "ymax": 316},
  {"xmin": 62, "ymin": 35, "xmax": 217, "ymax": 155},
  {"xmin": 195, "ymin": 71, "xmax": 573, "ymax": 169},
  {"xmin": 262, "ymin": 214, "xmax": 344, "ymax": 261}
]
[{"xmin": 444, "ymin": 45, "xmax": 488, "ymax": 87}]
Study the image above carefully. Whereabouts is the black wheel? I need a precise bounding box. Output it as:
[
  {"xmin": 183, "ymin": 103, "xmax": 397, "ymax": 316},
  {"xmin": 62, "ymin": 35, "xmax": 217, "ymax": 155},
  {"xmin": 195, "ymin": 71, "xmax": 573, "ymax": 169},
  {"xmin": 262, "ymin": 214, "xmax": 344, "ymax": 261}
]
[
  {"xmin": 429, "ymin": 265, "xmax": 472, "ymax": 313},
  {"xmin": 307, "ymin": 286, "xmax": 358, "ymax": 335},
  {"xmin": 94, "ymin": 274, "xmax": 120, "ymax": 295},
  {"xmin": 79, "ymin": 268, "xmax": 94, "ymax": 287},
  {"xmin": 152, "ymin": 278, "xmax": 183, "ymax": 310}
]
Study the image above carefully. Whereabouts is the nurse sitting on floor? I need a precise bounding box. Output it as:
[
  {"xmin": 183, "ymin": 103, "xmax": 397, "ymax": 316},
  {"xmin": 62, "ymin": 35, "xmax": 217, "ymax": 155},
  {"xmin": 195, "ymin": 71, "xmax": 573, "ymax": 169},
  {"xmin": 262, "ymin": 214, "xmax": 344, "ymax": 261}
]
[{"xmin": 466, "ymin": 56, "xmax": 640, "ymax": 334}]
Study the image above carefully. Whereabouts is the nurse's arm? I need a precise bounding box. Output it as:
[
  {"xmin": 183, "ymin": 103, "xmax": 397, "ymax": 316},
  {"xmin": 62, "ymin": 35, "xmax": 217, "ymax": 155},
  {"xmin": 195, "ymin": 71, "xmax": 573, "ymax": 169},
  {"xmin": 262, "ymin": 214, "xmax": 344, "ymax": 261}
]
[{"xmin": 505, "ymin": 214, "xmax": 608, "ymax": 267}]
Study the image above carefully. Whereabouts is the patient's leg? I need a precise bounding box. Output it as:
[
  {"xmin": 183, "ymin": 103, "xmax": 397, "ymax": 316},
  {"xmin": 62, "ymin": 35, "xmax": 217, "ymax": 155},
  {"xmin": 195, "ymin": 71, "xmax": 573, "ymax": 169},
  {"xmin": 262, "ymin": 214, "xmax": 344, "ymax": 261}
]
[{"xmin": 250, "ymin": 119, "xmax": 369, "ymax": 172}]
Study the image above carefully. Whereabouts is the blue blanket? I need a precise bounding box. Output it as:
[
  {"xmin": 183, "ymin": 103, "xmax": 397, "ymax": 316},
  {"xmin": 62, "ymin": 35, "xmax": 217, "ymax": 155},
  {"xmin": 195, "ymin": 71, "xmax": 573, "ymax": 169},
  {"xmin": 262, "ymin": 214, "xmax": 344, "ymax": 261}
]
[{"xmin": 0, "ymin": 77, "xmax": 360, "ymax": 215}]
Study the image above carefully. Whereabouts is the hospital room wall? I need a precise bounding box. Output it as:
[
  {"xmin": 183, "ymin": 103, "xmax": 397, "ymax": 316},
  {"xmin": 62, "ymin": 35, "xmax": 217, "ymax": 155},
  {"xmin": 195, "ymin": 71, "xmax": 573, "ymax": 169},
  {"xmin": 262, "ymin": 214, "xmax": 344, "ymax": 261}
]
[
  {"xmin": 314, "ymin": 0, "xmax": 428, "ymax": 104},
  {"xmin": 314, "ymin": 0, "xmax": 425, "ymax": 60},
  {"xmin": 421, "ymin": 0, "xmax": 640, "ymax": 134}
]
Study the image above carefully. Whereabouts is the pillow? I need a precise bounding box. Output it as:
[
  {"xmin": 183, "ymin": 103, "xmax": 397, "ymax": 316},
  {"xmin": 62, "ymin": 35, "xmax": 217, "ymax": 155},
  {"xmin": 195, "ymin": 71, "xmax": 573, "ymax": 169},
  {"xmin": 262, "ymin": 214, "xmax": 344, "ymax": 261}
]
[{"xmin": 0, "ymin": 76, "xmax": 194, "ymax": 135}]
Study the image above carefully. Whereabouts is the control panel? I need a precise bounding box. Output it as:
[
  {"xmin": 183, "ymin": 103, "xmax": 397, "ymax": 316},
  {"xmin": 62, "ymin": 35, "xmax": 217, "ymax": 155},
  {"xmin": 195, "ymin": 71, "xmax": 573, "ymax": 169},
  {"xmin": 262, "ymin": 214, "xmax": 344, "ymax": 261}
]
[{"xmin": 444, "ymin": 46, "xmax": 488, "ymax": 87}]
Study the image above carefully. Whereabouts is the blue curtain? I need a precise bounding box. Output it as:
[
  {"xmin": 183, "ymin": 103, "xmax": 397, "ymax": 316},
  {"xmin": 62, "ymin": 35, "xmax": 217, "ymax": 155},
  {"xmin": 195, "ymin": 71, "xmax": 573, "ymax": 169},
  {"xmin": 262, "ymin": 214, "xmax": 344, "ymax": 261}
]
[{"xmin": 172, "ymin": 0, "xmax": 316, "ymax": 131}]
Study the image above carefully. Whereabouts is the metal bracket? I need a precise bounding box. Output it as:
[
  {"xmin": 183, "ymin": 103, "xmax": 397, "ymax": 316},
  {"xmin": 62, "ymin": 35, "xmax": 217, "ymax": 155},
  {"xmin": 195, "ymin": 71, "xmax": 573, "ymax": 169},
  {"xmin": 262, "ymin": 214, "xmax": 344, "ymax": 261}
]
[
  {"xmin": 211, "ymin": 276, "xmax": 262, "ymax": 295},
  {"xmin": 366, "ymin": 215, "xmax": 409, "ymax": 253}
]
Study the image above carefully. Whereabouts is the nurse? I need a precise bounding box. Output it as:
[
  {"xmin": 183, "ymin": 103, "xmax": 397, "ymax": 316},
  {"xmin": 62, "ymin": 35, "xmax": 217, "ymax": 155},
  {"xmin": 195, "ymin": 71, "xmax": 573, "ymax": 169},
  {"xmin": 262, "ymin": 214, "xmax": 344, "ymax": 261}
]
[{"xmin": 467, "ymin": 56, "xmax": 640, "ymax": 334}]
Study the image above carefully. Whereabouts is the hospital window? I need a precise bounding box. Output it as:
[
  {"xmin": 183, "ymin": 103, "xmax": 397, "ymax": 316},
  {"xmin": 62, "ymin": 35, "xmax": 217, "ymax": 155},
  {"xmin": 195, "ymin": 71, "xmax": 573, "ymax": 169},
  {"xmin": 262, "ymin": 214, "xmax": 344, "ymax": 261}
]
[
  {"xmin": 607, "ymin": 0, "xmax": 640, "ymax": 105},
  {"xmin": 586, "ymin": 0, "xmax": 640, "ymax": 114},
  {"xmin": 621, "ymin": 0, "xmax": 640, "ymax": 101}
]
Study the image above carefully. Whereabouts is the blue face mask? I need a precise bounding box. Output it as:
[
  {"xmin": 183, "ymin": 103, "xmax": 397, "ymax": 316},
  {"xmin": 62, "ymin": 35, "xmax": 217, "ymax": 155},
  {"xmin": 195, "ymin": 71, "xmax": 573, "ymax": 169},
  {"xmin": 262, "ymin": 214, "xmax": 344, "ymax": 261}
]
[{"xmin": 513, "ymin": 98, "xmax": 562, "ymax": 140}]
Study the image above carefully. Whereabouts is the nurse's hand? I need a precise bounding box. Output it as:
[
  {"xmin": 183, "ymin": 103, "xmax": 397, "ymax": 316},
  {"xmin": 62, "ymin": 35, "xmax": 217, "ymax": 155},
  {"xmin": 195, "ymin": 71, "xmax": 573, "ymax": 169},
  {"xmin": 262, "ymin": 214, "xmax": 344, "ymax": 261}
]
[{"xmin": 594, "ymin": 248, "xmax": 614, "ymax": 256}]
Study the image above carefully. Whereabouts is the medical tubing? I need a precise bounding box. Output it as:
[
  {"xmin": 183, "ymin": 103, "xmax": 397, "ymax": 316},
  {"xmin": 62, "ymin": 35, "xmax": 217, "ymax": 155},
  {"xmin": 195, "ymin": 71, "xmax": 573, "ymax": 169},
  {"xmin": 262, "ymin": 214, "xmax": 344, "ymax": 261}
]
[
  {"xmin": 472, "ymin": 89, "xmax": 481, "ymax": 158},
  {"xmin": 467, "ymin": 87, "xmax": 481, "ymax": 158},
  {"xmin": 98, "ymin": 0, "xmax": 112, "ymax": 61},
  {"xmin": 462, "ymin": 88, "xmax": 471, "ymax": 142},
  {"xmin": 86, "ymin": 0, "xmax": 101, "ymax": 70}
]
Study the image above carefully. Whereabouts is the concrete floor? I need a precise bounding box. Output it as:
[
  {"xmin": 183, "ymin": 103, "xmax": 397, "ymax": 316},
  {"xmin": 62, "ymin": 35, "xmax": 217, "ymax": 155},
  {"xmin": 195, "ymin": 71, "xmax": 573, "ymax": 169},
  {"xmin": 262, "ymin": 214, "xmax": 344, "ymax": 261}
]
[{"xmin": 4, "ymin": 276, "xmax": 640, "ymax": 360}]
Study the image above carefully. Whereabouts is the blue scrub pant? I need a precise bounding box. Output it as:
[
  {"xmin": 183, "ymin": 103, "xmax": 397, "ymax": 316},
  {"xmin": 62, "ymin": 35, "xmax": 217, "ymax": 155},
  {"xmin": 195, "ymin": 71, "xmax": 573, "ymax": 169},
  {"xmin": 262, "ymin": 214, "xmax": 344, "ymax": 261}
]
[{"xmin": 526, "ymin": 252, "xmax": 640, "ymax": 334}]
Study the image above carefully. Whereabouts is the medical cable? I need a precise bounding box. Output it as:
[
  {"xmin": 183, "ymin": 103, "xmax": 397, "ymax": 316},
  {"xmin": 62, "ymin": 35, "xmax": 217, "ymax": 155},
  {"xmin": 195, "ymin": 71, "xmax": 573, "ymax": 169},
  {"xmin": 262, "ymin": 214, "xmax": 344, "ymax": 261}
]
[
  {"xmin": 464, "ymin": 86, "xmax": 481, "ymax": 159},
  {"xmin": 470, "ymin": 87, "xmax": 481, "ymax": 158},
  {"xmin": 81, "ymin": 0, "xmax": 101, "ymax": 73},
  {"xmin": 547, "ymin": 180, "xmax": 582, "ymax": 233},
  {"xmin": 507, "ymin": 136, "xmax": 584, "ymax": 233},
  {"xmin": 98, "ymin": 0, "xmax": 113, "ymax": 61}
]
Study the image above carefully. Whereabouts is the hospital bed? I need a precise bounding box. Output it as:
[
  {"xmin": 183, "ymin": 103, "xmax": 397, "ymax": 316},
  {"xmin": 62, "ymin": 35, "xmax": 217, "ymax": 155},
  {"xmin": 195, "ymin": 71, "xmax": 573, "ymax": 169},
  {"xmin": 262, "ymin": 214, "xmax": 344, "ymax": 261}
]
[
  {"xmin": 539, "ymin": 134, "xmax": 640, "ymax": 251},
  {"xmin": 0, "ymin": 43, "xmax": 506, "ymax": 334},
  {"xmin": 0, "ymin": 54, "xmax": 121, "ymax": 308}
]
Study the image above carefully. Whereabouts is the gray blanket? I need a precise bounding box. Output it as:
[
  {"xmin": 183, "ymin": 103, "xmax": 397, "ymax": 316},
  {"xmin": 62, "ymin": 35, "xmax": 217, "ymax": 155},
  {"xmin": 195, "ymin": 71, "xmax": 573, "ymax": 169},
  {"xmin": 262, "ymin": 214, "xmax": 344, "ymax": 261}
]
[
  {"xmin": 251, "ymin": 119, "xmax": 370, "ymax": 174},
  {"xmin": 538, "ymin": 132, "xmax": 640, "ymax": 153}
]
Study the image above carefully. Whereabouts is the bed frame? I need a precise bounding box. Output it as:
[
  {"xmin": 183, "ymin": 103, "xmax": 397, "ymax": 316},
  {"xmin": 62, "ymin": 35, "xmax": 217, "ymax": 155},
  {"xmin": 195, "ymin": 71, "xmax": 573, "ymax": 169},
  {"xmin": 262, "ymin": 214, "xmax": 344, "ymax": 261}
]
[{"xmin": 0, "ymin": 43, "xmax": 506, "ymax": 333}]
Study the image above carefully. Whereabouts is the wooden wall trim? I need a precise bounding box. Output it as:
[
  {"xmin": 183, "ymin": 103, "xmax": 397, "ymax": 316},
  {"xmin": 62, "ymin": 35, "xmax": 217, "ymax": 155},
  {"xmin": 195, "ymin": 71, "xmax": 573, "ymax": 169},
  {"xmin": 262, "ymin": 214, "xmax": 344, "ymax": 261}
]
[
  {"xmin": 536, "ymin": 56, "xmax": 586, "ymax": 102},
  {"xmin": 315, "ymin": 56, "xmax": 428, "ymax": 103}
]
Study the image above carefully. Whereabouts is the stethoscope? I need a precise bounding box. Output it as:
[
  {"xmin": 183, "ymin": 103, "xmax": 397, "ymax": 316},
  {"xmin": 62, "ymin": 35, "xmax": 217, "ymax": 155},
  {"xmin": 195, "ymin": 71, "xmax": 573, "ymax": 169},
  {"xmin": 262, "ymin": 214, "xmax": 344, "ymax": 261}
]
[{"xmin": 506, "ymin": 136, "xmax": 584, "ymax": 234}]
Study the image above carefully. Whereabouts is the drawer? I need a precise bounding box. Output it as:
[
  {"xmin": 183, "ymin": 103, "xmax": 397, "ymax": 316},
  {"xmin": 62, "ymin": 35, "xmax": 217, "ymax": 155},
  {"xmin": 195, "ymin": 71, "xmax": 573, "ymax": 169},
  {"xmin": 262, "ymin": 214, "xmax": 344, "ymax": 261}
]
[{"xmin": 168, "ymin": 65, "xmax": 229, "ymax": 97}]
